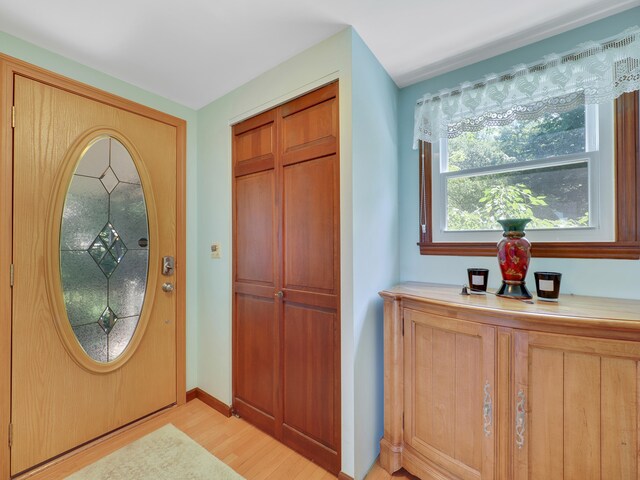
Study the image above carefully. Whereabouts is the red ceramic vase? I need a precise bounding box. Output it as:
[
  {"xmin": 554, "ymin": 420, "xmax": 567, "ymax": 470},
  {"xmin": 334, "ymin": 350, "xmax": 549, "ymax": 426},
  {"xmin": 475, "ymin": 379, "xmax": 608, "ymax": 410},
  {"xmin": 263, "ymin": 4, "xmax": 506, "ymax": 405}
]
[{"xmin": 496, "ymin": 218, "xmax": 532, "ymax": 299}]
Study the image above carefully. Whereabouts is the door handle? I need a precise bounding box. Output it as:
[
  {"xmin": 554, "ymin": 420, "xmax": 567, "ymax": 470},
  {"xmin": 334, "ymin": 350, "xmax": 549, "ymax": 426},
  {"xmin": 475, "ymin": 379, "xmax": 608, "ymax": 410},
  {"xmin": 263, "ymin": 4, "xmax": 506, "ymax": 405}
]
[
  {"xmin": 162, "ymin": 282, "xmax": 174, "ymax": 293},
  {"xmin": 275, "ymin": 290, "xmax": 284, "ymax": 298},
  {"xmin": 515, "ymin": 389, "xmax": 526, "ymax": 449},
  {"xmin": 483, "ymin": 380, "xmax": 493, "ymax": 437}
]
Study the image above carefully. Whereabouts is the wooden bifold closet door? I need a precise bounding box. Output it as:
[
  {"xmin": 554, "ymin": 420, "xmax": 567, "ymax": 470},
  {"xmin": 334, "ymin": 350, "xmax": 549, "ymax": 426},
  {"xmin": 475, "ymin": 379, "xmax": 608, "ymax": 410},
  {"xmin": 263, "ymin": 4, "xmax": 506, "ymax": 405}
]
[{"xmin": 232, "ymin": 82, "xmax": 341, "ymax": 474}]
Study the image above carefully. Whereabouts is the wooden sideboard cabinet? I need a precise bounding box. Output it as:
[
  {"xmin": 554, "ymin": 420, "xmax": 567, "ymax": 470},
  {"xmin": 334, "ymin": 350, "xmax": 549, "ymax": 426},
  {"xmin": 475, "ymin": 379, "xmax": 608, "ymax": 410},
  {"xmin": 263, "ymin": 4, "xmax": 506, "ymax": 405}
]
[{"xmin": 380, "ymin": 282, "xmax": 640, "ymax": 480}]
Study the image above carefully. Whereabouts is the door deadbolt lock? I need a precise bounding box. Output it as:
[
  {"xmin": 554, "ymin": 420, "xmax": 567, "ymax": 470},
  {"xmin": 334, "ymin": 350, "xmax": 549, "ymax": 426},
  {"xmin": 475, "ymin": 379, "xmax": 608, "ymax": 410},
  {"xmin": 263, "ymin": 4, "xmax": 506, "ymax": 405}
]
[
  {"xmin": 162, "ymin": 256, "xmax": 175, "ymax": 276},
  {"xmin": 162, "ymin": 282, "xmax": 175, "ymax": 293}
]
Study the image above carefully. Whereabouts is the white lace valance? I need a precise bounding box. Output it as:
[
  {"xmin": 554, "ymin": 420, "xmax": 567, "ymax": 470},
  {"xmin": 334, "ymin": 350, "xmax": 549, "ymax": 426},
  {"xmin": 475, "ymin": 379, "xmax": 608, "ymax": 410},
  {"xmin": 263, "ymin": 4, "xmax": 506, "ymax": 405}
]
[{"xmin": 413, "ymin": 26, "xmax": 640, "ymax": 148}]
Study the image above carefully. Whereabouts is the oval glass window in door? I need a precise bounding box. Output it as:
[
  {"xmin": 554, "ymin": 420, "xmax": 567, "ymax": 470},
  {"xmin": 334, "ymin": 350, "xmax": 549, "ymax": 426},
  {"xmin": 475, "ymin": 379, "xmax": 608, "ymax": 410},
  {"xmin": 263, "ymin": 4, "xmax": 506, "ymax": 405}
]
[{"xmin": 60, "ymin": 137, "xmax": 149, "ymax": 363}]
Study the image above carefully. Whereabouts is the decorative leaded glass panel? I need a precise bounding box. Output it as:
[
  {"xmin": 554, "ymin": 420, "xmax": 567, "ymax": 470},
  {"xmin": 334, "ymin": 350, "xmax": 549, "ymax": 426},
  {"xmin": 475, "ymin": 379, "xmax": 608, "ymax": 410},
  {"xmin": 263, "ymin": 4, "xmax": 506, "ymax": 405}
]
[
  {"xmin": 60, "ymin": 137, "xmax": 149, "ymax": 363},
  {"xmin": 109, "ymin": 316, "xmax": 139, "ymax": 359},
  {"xmin": 75, "ymin": 137, "xmax": 109, "ymax": 177},
  {"xmin": 73, "ymin": 323, "xmax": 108, "ymax": 363},
  {"xmin": 98, "ymin": 306, "xmax": 118, "ymax": 334},
  {"xmin": 109, "ymin": 250, "xmax": 148, "ymax": 319},
  {"xmin": 100, "ymin": 167, "xmax": 119, "ymax": 193},
  {"xmin": 60, "ymin": 176, "xmax": 109, "ymax": 250},
  {"xmin": 91, "ymin": 222, "xmax": 128, "ymax": 278},
  {"xmin": 60, "ymin": 251, "xmax": 108, "ymax": 327},
  {"xmin": 111, "ymin": 140, "xmax": 141, "ymax": 184},
  {"xmin": 109, "ymin": 182, "xmax": 148, "ymax": 249}
]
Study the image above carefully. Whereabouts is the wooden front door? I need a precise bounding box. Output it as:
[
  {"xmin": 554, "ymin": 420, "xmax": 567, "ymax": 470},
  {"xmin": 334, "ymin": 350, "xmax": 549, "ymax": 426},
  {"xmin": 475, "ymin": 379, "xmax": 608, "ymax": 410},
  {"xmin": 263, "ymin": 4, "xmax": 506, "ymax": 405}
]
[
  {"xmin": 232, "ymin": 82, "xmax": 341, "ymax": 474},
  {"xmin": 11, "ymin": 74, "xmax": 180, "ymax": 475}
]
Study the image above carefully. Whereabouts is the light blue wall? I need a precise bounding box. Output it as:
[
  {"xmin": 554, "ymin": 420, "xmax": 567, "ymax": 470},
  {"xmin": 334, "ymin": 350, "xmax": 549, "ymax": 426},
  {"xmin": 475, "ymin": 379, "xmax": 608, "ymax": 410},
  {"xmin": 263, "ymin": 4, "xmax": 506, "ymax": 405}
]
[
  {"xmin": 0, "ymin": 31, "xmax": 200, "ymax": 389},
  {"xmin": 398, "ymin": 8, "xmax": 640, "ymax": 299},
  {"xmin": 351, "ymin": 30, "xmax": 399, "ymax": 480}
]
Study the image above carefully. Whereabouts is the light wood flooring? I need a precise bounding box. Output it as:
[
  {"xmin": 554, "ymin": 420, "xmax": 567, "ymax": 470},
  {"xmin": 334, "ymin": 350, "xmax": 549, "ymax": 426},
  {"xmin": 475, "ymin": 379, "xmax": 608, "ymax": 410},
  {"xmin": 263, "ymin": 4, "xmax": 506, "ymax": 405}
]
[{"xmin": 20, "ymin": 399, "xmax": 417, "ymax": 480}]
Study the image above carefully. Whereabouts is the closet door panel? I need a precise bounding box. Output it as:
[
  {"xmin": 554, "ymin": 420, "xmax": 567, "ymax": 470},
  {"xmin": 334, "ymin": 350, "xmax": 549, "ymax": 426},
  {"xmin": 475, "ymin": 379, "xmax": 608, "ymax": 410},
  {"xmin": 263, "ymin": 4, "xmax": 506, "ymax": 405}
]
[
  {"xmin": 234, "ymin": 111, "xmax": 276, "ymax": 177},
  {"xmin": 232, "ymin": 108, "xmax": 279, "ymax": 436},
  {"xmin": 282, "ymin": 303, "xmax": 338, "ymax": 447},
  {"xmin": 235, "ymin": 122, "xmax": 274, "ymax": 161},
  {"xmin": 278, "ymin": 83, "xmax": 340, "ymax": 474},
  {"xmin": 236, "ymin": 171, "xmax": 275, "ymax": 284},
  {"xmin": 281, "ymin": 98, "xmax": 337, "ymax": 165},
  {"xmin": 235, "ymin": 294, "xmax": 277, "ymax": 417},
  {"xmin": 283, "ymin": 155, "xmax": 336, "ymax": 293}
]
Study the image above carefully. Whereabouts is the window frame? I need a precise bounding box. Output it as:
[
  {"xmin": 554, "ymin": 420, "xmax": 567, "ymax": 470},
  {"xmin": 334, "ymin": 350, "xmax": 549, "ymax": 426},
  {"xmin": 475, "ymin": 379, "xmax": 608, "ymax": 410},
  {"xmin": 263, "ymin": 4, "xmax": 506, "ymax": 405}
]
[
  {"xmin": 418, "ymin": 91, "xmax": 640, "ymax": 259},
  {"xmin": 431, "ymin": 102, "xmax": 614, "ymax": 244}
]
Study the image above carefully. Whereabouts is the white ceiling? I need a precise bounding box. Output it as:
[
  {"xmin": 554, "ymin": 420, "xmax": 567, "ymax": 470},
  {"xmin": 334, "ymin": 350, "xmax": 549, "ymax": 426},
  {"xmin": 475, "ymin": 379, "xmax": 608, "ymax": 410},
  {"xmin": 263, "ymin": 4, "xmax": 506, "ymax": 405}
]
[{"xmin": 0, "ymin": 0, "xmax": 637, "ymax": 109}]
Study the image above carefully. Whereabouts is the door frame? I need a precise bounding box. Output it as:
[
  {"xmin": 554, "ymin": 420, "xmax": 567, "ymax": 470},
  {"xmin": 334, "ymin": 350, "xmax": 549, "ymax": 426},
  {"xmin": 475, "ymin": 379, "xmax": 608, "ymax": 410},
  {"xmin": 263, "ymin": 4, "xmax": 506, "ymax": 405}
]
[{"xmin": 0, "ymin": 54, "xmax": 187, "ymax": 479}]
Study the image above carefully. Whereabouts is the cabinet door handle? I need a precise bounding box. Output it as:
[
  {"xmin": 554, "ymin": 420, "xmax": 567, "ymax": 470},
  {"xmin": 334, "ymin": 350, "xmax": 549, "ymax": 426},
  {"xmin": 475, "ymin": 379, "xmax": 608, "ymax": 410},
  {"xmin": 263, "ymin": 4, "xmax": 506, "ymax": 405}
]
[
  {"xmin": 483, "ymin": 380, "xmax": 492, "ymax": 437},
  {"xmin": 515, "ymin": 389, "xmax": 526, "ymax": 449}
]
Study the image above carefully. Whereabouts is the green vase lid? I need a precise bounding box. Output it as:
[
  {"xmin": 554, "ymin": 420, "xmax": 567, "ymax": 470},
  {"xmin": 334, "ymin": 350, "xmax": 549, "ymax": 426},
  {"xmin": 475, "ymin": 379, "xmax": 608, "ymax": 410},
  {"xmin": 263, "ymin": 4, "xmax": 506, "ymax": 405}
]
[{"xmin": 497, "ymin": 218, "xmax": 531, "ymax": 232}]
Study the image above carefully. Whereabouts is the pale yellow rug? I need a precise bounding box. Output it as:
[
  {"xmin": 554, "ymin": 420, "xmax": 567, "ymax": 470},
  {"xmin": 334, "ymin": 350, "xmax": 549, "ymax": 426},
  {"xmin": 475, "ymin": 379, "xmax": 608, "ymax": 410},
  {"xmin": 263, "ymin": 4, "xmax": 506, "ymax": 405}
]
[{"xmin": 66, "ymin": 424, "xmax": 244, "ymax": 480}]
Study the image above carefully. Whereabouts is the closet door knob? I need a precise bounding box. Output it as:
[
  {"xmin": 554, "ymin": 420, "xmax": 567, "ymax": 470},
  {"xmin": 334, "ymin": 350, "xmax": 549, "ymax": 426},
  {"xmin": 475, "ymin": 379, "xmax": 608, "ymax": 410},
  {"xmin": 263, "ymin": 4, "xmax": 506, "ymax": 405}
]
[{"xmin": 275, "ymin": 290, "xmax": 284, "ymax": 298}]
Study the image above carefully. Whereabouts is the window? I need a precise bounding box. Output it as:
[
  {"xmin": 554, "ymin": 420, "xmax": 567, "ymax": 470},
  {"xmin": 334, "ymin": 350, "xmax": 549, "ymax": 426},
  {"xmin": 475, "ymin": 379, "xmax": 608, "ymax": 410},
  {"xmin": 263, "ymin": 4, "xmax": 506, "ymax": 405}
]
[
  {"xmin": 414, "ymin": 27, "xmax": 640, "ymax": 259},
  {"xmin": 430, "ymin": 99, "xmax": 615, "ymax": 243},
  {"xmin": 418, "ymin": 92, "xmax": 640, "ymax": 259}
]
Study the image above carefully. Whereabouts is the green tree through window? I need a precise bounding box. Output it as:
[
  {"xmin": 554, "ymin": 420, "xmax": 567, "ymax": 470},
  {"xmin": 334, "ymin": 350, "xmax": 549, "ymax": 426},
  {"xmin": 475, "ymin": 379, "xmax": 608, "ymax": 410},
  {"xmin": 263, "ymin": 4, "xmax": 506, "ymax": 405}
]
[{"xmin": 444, "ymin": 105, "xmax": 590, "ymax": 231}]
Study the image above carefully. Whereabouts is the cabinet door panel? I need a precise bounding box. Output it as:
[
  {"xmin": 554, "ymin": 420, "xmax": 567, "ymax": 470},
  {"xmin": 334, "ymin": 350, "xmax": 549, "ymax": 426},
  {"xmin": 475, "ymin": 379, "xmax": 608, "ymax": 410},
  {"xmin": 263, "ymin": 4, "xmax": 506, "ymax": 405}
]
[
  {"xmin": 455, "ymin": 333, "xmax": 483, "ymax": 470},
  {"xmin": 404, "ymin": 309, "xmax": 495, "ymax": 480},
  {"xmin": 601, "ymin": 357, "xmax": 637, "ymax": 479},
  {"xmin": 564, "ymin": 353, "xmax": 601, "ymax": 480},
  {"xmin": 529, "ymin": 348, "xmax": 563, "ymax": 480},
  {"xmin": 421, "ymin": 327, "xmax": 455, "ymax": 453},
  {"xmin": 514, "ymin": 331, "xmax": 640, "ymax": 480}
]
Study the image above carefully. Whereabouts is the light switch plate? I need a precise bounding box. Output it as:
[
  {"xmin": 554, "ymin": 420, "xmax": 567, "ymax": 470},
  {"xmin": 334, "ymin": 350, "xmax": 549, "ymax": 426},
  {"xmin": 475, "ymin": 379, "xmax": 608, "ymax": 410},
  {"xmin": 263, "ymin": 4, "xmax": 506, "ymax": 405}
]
[{"xmin": 210, "ymin": 242, "xmax": 221, "ymax": 259}]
